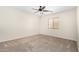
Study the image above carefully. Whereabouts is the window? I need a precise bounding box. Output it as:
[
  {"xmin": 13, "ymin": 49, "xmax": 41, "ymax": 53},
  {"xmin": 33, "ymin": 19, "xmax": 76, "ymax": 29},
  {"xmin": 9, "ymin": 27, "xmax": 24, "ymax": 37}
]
[{"xmin": 48, "ymin": 17, "xmax": 60, "ymax": 29}]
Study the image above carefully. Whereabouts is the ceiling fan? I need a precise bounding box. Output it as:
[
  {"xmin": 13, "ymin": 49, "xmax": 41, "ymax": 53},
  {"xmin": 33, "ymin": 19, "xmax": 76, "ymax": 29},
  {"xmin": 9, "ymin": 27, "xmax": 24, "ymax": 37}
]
[{"xmin": 32, "ymin": 6, "xmax": 53, "ymax": 15}]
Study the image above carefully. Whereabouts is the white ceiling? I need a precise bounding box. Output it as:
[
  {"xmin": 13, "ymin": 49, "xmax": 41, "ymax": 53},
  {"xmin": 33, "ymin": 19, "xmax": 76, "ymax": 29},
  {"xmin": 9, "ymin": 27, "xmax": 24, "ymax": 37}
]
[{"xmin": 15, "ymin": 6, "xmax": 76, "ymax": 16}]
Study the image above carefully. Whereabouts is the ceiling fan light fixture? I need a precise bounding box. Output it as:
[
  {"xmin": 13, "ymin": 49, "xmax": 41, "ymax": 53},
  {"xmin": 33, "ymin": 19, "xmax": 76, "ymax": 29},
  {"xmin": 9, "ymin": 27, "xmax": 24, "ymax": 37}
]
[{"xmin": 33, "ymin": 6, "xmax": 53, "ymax": 16}]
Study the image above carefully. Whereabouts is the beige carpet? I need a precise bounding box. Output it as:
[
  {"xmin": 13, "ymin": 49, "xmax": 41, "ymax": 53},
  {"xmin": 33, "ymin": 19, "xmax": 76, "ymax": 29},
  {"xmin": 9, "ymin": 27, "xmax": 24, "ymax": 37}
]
[{"xmin": 0, "ymin": 34, "xmax": 78, "ymax": 52}]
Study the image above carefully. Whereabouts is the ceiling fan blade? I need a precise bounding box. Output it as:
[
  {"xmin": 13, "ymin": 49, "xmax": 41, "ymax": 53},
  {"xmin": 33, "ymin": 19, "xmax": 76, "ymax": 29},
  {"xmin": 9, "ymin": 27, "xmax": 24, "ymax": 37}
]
[
  {"xmin": 42, "ymin": 6, "xmax": 45, "ymax": 10},
  {"xmin": 32, "ymin": 8, "xmax": 38, "ymax": 10},
  {"xmin": 34, "ymin": 11, "xmax": 39, "ymax": 13},
  {"xmin": 43, "ymin": 10, "xmax": 53, "ymax": 12}
]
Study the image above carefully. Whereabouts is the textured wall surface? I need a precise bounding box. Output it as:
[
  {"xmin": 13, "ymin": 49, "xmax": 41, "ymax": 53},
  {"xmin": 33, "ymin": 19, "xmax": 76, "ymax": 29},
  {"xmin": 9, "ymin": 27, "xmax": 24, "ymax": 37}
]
[
  {"xmin": 0, "ymin": 7, "xmax": 40, "ymax": 42},
  {"xmin": 40, "ymin": 8, "xmax": 77, "ymax": 41}
]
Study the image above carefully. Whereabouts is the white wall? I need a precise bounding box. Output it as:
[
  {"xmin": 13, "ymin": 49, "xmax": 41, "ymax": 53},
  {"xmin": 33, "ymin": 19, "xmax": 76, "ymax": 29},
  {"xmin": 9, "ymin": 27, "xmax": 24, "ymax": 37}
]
[
  {"xmin": 40, "ymin": 8, "xmax": 77, "ymax": 41},
  {"xmin": 77, "ymin": 7, "xmax": 79, "ymax": 51},
  {"xmin": 0, "ymin": 7, "xmax": 40, "ymax": 42},
  {"xmin": 0, "ymin": 7, "xmax": 77, "ymax": 42}
]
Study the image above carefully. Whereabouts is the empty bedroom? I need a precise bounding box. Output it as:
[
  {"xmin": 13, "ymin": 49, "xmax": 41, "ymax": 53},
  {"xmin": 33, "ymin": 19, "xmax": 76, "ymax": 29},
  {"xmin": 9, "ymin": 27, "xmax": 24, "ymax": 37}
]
[{"xmin": 0, "ymin": 6, "xmax": 79, "ymax": 52}]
